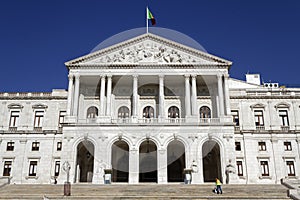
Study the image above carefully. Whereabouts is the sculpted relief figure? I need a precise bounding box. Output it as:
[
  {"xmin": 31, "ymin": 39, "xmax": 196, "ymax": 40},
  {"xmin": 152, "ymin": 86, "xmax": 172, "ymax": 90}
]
[{"xmin": 93, "ymin": 42, "xmax": 199, "ymax": 64}]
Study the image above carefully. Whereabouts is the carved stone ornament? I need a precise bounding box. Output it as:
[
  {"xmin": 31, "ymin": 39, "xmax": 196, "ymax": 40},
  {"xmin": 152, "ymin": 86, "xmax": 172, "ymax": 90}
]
[{"xmin": 85, "ymin": 40, "xmax": 217, "ymax": 65}]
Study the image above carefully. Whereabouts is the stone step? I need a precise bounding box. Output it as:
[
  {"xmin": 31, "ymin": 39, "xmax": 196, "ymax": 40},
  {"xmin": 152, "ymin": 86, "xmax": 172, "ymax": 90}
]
[{"xmin": 0, "ymin": 184, "xmax": 290, "ymax": 200}]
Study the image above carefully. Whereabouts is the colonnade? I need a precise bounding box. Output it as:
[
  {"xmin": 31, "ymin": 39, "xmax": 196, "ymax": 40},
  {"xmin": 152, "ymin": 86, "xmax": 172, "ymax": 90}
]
[{"xmin": 66, "ymin": 73, "xmax": 231, "ymax": 119}]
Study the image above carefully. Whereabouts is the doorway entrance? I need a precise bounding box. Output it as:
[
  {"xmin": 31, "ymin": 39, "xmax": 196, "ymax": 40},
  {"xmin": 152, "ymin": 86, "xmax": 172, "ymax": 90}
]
[
  {"xmin": 76, "ymin": 140, "xmax": 94, "ymax": 182},
  {"xmin": 202, "ymin": 141, "xmax": 222, "ymax": 182},
  {"xmin": 167, "ymin": 140, "xmax": 185, "ymax": 182},
  {"xmin": 111, "ymin": 140, "xmax": 129, "ymax": 182},
  {"xmin": 139, "ymin": 140, "xmax": 157, "ymax": 182}
]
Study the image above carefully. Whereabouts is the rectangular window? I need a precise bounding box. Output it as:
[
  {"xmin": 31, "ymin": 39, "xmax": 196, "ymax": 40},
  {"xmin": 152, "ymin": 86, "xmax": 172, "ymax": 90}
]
[
  {"xmin": 236, "ymin": 161, "xmax": 243, "ymax": 176},
  {"xmin": 6, "ymin": 142, "xmax": 14, "ymax": 151},
  {"xmin": 28, "ymin": 161, "xmax": 37, "ymax": 176},
  {"xmin": 258, "ymin": 142, "xmax": 267, "ymax": 151},
  {"xmin": 286, "ymin": 161, "xmax": 295, "ymax": 176},
  {"xmin": 9, "ymin": 111, "xmax": 20, "ymax": 127},
  {"xmin": 34, "ymin": 111, "xmax": 44, "ymax": 128},
  {"xmin": 254, "ymin": 110, "xmax": 264, "ymax": 126},
  {"xmin": 260, "ymin": 161, "xmax": 269, "ymax": 176},
  {"xmin": 54, "ymin": 161, "xmax": 60, "ymax": 177},
  {"xmin": 232, "ymin": 110, "xmax": 239, "ymax": 126},
  {"xmin": 3, "ymin": 161, "xmax": 12, "ymax": 177},
  {"xmin": 279, "ymin": 110, "xmax": 289, "ymax": 126},
  {"xmin": 284, "ymin": 142, "xmax": 292, "ymax": 151},
  {"xmin": 58, "ymin": 111, "xmax": 66, "ymax": 127},
  {"xmin": 235, "ymin": 142, "xmax": 241, "ymax": 151},
  {"xmin": 32, "ymin": 142, "xmax": 40, "ymax": 151},
  {"xmin": 57, "ymin": 142, "xmax": 62, "ymax": 151}
]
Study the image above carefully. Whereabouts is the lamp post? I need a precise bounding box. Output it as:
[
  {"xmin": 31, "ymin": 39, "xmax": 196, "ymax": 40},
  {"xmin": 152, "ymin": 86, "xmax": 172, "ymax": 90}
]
[{"xmin": 63, "ymin": 161, "xmax": 71, "ymax": 196}]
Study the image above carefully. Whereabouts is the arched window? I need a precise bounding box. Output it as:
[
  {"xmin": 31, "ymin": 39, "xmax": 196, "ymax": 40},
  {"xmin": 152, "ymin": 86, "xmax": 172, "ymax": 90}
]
[
  {"xmin": 87, "ymin": 106, "xmax": 98, "ymax": 118},
  {"xmin": 168, "ymin": 106, "xmax": 180, "ymax": 118},
  {"xmin": 199, "ymin": 106, "xmax": 211, "ymax": 118},
  {"xmin": 143, "ymin": 106, "xmax": 154, "ymax": 118},
  {"xmin": 118, "ymin": 106, "xmax": 130, "ymax": 118}
]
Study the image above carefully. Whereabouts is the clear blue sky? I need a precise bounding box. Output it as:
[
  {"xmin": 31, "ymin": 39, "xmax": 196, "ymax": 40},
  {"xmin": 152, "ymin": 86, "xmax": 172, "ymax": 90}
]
[{"xmin": 0, "ymin": 0, "xmax": 299, "ymax": 92}]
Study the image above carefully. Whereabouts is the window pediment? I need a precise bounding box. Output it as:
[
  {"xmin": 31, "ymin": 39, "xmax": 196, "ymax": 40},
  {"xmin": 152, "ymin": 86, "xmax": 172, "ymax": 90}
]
[
  {"xmin": 7, "ymin": 103, "xmax": 23, "ymax": 110},
  {"xmin": 250, "ymin": 103, "xmax": 266, "ymax": 110},
  {"xmin": 274, "ymin": 102, "xmax": 290, "ymax": 110},
  {"xmin": 32, "ymin": 104, "xmax": 48, "ymax": 110}
]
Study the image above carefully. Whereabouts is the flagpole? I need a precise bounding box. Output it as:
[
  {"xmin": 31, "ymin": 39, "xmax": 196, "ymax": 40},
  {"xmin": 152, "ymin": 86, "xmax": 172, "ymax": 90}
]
[{"xmin": 146, "ymin": 6, "xmax": 148, "ymax": 33}]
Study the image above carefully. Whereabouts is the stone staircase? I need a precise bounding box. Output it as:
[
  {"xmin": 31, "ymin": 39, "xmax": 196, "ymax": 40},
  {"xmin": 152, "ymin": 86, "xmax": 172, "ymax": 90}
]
[{"xmin": 0, "ymin": 184, "xmax": 290, "ymax": 199}]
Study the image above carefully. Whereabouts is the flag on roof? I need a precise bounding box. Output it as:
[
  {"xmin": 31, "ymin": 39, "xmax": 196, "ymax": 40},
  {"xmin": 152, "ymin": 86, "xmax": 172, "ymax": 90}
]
[{"xmin": 147, "ymin": 7, "xmax": 156, "ymax": 26}]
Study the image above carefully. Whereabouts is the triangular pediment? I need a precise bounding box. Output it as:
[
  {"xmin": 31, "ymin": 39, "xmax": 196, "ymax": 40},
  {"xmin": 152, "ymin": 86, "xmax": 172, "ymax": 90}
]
[{"xmin": 65, "ymin": 33, "xmax": 232, "ymax": 68}]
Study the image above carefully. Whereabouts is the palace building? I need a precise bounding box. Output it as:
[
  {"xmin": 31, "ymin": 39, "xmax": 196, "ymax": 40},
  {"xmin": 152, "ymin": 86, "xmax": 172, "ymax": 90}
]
[{"xmin": 0, "ymin": 29, "xmax": 299, "ymax": 185}]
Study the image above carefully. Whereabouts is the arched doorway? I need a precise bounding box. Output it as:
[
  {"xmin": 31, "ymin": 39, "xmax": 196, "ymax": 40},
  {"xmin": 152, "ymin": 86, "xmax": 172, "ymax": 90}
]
[
  {"xmin": 199, "ymin": 106, "xmax": 211, "ymax": 118},
  {"xmin": 111, "ymin": 141, "xmax": 129, "ymax": 182},
  {"xmin": 167, "ymin": 140, "xmax": 185, "ymax": 182},
  {"xmin": 202, "ymin": 141, "xmax": 222, "ymax": 182},
  {"xmin": 76, "ymin": 140, "xmax": 94, "ymax": 182},
  {"xmin": 139, "ymin": 140, "xmax": 157, "ymax": 182}
]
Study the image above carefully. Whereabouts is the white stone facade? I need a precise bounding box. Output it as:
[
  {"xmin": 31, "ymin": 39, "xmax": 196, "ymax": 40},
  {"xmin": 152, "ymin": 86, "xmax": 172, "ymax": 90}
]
[{"xmin": 0, "ymin": 33, "xmax": 299, "ymax": 185}]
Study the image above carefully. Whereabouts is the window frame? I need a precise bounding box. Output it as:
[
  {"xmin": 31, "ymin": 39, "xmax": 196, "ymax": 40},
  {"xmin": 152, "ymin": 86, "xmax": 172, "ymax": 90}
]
[
  {"xmin": 236, "ymin": 161, "xmax": 243, "ymax": 176},
  {"xmin": 199, "ymin": 106, "xmax": 211, "ymax": 119},
  {"xmin": 254, "ymin": 110, "xmax": 264, "ymax": 126},
  {"xmin": 3, "ymin": 161, "xmax": 12, "ymax": 177},
  {"xmin": 34, "ymin": 110, "xmax": 44, "ymax": 128},
  {"xmin": 28, "ymin": 161, "xmax": 38, "ymax": 177},
  {"xmin": 279, "ymin": 110, "xmax": 289, "ymax": 126},
  {"xmin": 235, "ymin": 142, "xmax": 241, "ymax": 151},
  {"xmin": 31, "ymin": 142, "xmax": 40, "ymax": 151},
  {"xmin": 54, "ymin": 161, "xmax": 60, "ymax": 177},
  {"xmin": 6, "ymin": 141, "xmax": 15, "ymax": 151},
  {"xmin": 9, "ymin": 110, "xmax": 20, "ymax": 128},
  {"xmin": 231, "ymin": 110, "xmax": 240, "ymax": 126},
  {"xmin": 57, "ymin": 142, "xmax": 62, "ymax": 151},
  {"xmin": 286, "ymin": 161, "xmax": 295, "ymax": 176},
  {"xmin": 258, "ymin": 141, "xmax": 267, "ymax": 151},
  {"xmin": 284, "ymin": 141, "xmax": 292, "ymax": 151},
  {"xmin": 260, "ymin": 160, "xmax": 269, "ymax": 176},
  {"xmin": 118, "ymin": 106, "xmax": 130, "ymax": 119},
  {"xmin": 58, "ymin": 111, "xmax": 66, "ymax": 127}
]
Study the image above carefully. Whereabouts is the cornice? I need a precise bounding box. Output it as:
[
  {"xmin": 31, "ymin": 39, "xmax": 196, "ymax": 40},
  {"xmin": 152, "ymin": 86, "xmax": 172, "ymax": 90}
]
[
  {"xmin": 230, "ymin": 96, "xmax": 300, "ymax": 99},
  {"xmin": 67, "ymin": 63, "xmax": 231, "ymax": 70}
]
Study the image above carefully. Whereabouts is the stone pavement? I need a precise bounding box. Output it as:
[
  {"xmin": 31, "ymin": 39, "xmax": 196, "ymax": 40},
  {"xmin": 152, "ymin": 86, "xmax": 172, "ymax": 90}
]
[{"xmin": 0, "ymin": 183, "xmax": 290, "ymax": 200}]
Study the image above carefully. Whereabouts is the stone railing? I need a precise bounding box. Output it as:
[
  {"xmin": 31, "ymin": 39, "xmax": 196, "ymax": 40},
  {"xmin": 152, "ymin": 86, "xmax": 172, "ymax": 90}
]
[
  {"xmin": 78, "ymin": 117, "xmax": 223, "ymax": 125},
  {"xmin": 0, "ymin": 92, "xmax": 52, "ymax": 97}
]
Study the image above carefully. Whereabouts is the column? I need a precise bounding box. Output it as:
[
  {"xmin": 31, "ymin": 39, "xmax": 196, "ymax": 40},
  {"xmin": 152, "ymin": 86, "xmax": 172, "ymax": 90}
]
[
  {"xmin": 106, "ymin": 75, "xmax": 112, "ymax": 116},
  {"xmin": 191, "ymin": 75, "xmax": 197, "ymax": 116},
  {"xmin": 185, "ymin": 75, "xmax": 191, "ymax": 117},
  {"xmin": 73, "ymin": 74, "xmax": 80, "ymax": 116},
  {"xmin": 159, "ymin": 75, "xmax": 165, "ymax": 118},
  {"xmin": 99, "ymin": 75, "xmax": 106, "ymax": 116},
  {"xmin": 66, "ymin": 74, "xmax": 74, "ymax": 116},
  {"xmin": 217, "ymin": 74, "xmax": 224, "ymax": 117},
  {"xmin": 132, "ymin": 75, "xmax": 138, "ymax": 118},
  {"xmin": 129, "ymin": 149, "xmax": 139, "ymax": 184},
  {"xmin": 223, "ymin": 74, "xmax": 231, "ymax": 115}
]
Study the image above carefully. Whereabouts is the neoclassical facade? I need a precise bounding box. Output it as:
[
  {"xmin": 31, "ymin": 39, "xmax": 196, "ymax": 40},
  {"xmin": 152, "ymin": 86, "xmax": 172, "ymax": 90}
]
[{"xmin": 0, "ymin": 32, "xmax": 299, "ymax": 185}]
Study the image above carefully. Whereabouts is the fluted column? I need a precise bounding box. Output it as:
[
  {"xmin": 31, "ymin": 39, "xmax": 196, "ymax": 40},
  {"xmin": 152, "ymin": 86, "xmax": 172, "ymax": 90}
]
[
  {"xmin": 191, "ymin": 75, "xmax": 197, "ymax": 116},
  {"xmin": 132, "ymin": 75, "xmax": 138, "ymax": 118},
  {"xmin": 185, "ymin": 75, "xmax": 191, "ymax": 117},
  {"xmin": 100, "ymin": 75, "xmax": 106, "ymax": 116},
  {"xmin": 73, "ymin": 74, "xmax": 80, "ymax": 116},
  {"xmin": 66, "ymin": 74, "xmax": 74, "ymax": 116},
  {"xmin": 217, "ymin": 74, "xmax": 224, "ymax": 117},
  {"xmin": 106, "ymin": 75, "xmax": 112, "ymax": 116},
  {"xmin": 223, "ymin": 74, "xmax": 231, "ymax": 115},
  {"xmin": 159, "ymin": 75, "xmax": 165, "ymax": 118}
]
